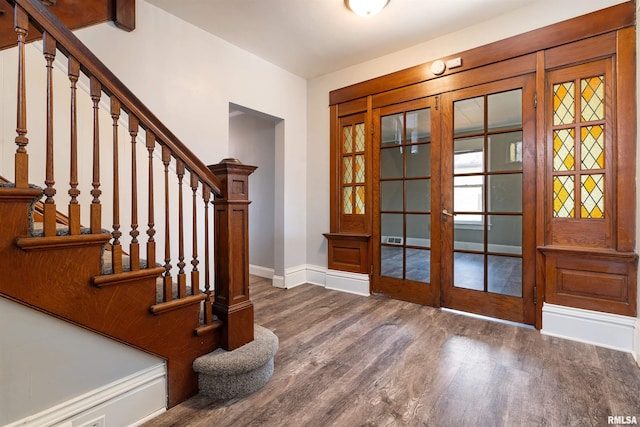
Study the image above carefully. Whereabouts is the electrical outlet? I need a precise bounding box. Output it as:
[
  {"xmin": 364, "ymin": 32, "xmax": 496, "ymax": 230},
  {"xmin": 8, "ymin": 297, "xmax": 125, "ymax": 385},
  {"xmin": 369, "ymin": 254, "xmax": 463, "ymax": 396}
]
[{"xmin": 78, "ymin": 415, "xmax": 106, "ymax": 427}]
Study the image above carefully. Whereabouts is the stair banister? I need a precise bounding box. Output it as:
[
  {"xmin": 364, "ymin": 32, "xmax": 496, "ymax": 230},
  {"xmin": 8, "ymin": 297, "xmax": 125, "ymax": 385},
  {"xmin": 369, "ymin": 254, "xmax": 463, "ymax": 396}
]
[
  {"xmin": 9, "ymin": 0, "xmax": 222, "ymax": 196},
  {"xmin": 3, "ymin": 0, "xmax": 257, "ymax": 406}
]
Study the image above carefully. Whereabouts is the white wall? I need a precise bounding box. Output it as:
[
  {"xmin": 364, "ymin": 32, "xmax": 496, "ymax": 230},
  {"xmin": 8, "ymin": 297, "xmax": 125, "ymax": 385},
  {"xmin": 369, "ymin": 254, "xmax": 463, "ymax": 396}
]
[
  {"xmin": 228, "ymin": 108, "xmax": 278, "ymax": 273},
  {"xmin": 0, "ymin": 299, "xmax": 165, "ymax": 426}
]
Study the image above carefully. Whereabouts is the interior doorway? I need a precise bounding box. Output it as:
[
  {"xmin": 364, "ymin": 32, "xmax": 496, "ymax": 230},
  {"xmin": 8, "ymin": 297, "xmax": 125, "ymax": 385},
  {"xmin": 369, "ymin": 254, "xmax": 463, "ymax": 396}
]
[
  {"xmin": 372, "ymin": 75, "xmax": 536, "ymax": 325},
  {"xmin": 228, "ymin": 103, "xmax": 284, "ymax": 283}
]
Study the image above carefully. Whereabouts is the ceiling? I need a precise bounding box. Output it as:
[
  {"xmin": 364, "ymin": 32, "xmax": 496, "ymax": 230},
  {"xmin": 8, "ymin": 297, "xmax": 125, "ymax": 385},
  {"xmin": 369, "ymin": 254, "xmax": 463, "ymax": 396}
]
[{"xmin": 146, "ymin": 0, "xmax": 537, "ymax": 80}]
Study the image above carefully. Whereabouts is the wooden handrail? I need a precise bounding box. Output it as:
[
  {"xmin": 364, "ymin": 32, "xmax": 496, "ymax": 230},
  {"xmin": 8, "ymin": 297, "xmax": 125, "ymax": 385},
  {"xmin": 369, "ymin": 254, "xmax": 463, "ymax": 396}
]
[{"xmin": 8, "ymin": 0, "xmax": 222, "ymax": 196}]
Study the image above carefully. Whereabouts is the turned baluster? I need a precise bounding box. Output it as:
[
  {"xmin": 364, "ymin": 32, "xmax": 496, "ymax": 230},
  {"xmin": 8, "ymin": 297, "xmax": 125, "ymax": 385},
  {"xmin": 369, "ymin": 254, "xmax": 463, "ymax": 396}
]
[
  {"xmin": 14, "ymin": 6, "xmax": 29, "ymax": 188},
  {"xmin": 110, "ymin": 97, "xmax": 122, "ymax": 273},
  {"xmin": 146, "ymin": 129, "xmax": 156, "ymax": 268},
  {"xmin": 190, "ymin": 171, "xmax": 200, "ymax": 296},
  {"xmin": 43, "ymin": 32, "xmax": 57, "ymax": 237},
  {"xmin": 176, "ymin": 160, "xmax": 187, "ymax": 297},
  {"xmin": 89, "ymin": 76, "xmax": 102, "ymax": 234},
  {"xmin": 202, "ymin": 184, "xmax": 212, "ymax": 324},
  {"xmin": 67, "ymin": 56, "xmax": 81, "ymax": 235},
  {"xmin": 129, "ymin": 115, "xmax": 140, "ymax": 271},
  {"xmin": 162, "ymin": 144, "xmax": 172, "ymax": 302}
]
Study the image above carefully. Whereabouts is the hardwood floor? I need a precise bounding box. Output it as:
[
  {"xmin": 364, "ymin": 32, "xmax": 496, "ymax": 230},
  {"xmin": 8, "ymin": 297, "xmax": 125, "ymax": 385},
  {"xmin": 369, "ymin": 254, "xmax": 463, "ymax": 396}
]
[{"xmin": 144, "ymin": 276, "xmax": 640, "ymax": 427}]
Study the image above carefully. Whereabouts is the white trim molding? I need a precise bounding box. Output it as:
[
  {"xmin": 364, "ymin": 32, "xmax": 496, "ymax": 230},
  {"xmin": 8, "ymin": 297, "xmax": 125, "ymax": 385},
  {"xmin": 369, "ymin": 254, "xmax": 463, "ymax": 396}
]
[
  {"xmin": 325, "ymin": 269, "xmax": 370, "ymax": 296},
  {"xmin": 249, "ymin": 264, "xmax": 275, "ymax": 279},
  {"xmin": 6, "ymin": 364, "xmax": 166, "ymax": 427},
  {"xmin": 634, "ymin": 317, "xmax": 640, "ymax": 366},
  {"xmin": 542, "ymin": 303, "xmax": 636, "ymax": 353}
]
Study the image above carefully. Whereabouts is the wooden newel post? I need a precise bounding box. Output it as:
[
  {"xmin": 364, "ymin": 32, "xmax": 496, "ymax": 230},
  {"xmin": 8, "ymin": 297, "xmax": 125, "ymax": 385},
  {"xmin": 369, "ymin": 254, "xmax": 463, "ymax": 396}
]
[{"xmin": 208, "ymin": 158, "xmax": 257, "ymax": 350}]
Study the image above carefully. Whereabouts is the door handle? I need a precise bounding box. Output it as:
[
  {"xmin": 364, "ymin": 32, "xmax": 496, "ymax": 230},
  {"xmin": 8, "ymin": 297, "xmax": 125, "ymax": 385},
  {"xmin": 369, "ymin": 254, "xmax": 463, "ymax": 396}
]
[{"xmin": 442, "ymin": 209, "xmax": 455, "ymax": 217}]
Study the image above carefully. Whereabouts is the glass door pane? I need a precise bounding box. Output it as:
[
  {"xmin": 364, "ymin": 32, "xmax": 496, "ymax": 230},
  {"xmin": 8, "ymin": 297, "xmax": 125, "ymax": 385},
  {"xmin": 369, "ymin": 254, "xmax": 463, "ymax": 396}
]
[
  {"xmin": 379, "ymin": 107, "xmax": 432, "ymax": 284},
  {"xmin": 452, "ymin": 89, "xmax": 523, "ymax": 296}
]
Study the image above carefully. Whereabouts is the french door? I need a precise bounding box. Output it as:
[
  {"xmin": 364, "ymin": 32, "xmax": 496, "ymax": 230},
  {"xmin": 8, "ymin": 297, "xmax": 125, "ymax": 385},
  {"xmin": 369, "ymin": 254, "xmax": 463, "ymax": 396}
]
[{"xmin": 372, "ymin": 75, "xmax": 536, "ymax": 325}]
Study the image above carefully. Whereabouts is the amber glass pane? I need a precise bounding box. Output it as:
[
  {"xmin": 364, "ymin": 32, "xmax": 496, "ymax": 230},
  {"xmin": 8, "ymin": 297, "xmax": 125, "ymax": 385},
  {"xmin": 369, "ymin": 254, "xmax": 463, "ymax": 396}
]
[
  {"xmin": 581, "ymin": 76, "xmax": 604, "ymax": 122},
  {"xmin": 553, "ymin": 129, "xmax": 575, "ymax": 172},
  {"xmin": 343, "ymin": 187, "xmax": 352, "ymax": 214},
  {"xmin": 581, "ymin": 174, "xmax": 604, "ymax": 219},
  {"xmin": 343, "ymin": 126, "xmax": 352, "ymax": 154},
  {"xmin": 355, "ymin": 154, "xmax": 365, "ymax": 183},
  {"xmin": 553, "ymin": 81, "xmax": 575, "ymax": 125},
  {"xmin": 355, "ymin": 123, "xmax": 365, "ymax": 152},
  {"xmin": 343, "ymin": 156, "xmax": 352, "ymax": 184},
  {"xmin": 581, "ymin": 125, "xmax": 604, "ymax": 170},
  {"xmin": 553, "ymin": 175, "xmax": 575, "ymax": 218},
  {"xmin": 355, "ymin": 185, "xmax": 365, "ymax": 214}
]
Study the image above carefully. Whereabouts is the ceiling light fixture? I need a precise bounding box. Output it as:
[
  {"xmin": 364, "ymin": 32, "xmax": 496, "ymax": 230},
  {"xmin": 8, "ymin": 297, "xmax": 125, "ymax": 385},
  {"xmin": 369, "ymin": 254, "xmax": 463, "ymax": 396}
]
[{"xmin": 345, "ymin": 0, "xmax": 390, "ymax": 17}]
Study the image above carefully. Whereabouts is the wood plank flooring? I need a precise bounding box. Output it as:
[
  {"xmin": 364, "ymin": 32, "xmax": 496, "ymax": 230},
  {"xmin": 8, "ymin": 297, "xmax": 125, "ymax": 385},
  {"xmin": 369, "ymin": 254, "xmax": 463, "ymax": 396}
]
[{"xmin": 144, "ymin": 276, "xmax": 640, "ymax": 427}]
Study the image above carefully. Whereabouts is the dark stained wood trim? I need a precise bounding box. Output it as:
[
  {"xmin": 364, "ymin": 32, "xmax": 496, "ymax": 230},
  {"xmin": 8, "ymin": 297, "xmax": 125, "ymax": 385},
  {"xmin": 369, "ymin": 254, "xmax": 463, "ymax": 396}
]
[
  {"xmin": 150, "ymin": 293, "xmax": 208, "ymax": 315},
  {"xmin": 330, "ymin": 1, "xmax": 635, "ymax": 105},
  {"xmin": 114, "ymin": 0, "xmax": 135, "ymax": 32},
  {"xmin": 616, "ymin": 26, "xmax": 637, "ymax": 252},
  {"xmin": 16, "ymin": 232, "xmax": 111, "ymax": 251},
  {"xmin": 329, "ymin": 105, "xmax": 339, "ymax": 231},
  {"xmin": 534, "ymin": 51, "xmax": 546, "ymax": 330},
  {"xmin": 93, "ymin": 267, "xmax": 165, "ymax": 288}
]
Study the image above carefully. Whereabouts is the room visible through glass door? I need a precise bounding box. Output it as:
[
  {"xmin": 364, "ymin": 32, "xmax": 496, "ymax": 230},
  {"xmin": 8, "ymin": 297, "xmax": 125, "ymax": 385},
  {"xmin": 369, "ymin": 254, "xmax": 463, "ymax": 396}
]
[
  {"xmin": 440, "ymin": 75, "xmax": 536, "ymax": 325},
  {"xmin": 372, "ymin": 97, "xmax": 440, "ymax": 306}
]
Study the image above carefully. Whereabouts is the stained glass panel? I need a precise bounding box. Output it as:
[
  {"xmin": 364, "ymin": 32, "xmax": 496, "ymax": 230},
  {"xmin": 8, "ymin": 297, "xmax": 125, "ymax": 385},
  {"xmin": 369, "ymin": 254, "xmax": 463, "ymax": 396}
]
[
  {"xmin": 343, "ymin": 126, "xmax": 352, "ymax": 154},
  {"xmin": 343, "ymin": 157, "xmax": 352, "ymax": 184},
  {"xmin": 343, "ymin": 187, "xmax": 352, "ymax": 214},
  {"xmin": 355, "ymin": 154, "xmax": 365, "ymax": 183},
  {"xmin": 581, "ymin": 76, "xmax": 604, "ymax": 122},
  {"xmin": 553, "ymin": 129, "xmax": 575, "ymax": 171},
  {"xmin": 355, "ymin": 123, "xmax": 365, "ymax": 152},
  {"xmin": 355, "ymin": 186, "xmax": 365, "ymax": 214},
  {"xmin": 581, "ymin": 174, "xmax": 604, "ymax": 219},
  {"xmin": 581, "ymin": 125, "xmax": 604, "ymax": 170},
  {"xmin": 553, "ymin": 175, "xmax": 574, "ymax": 218},
  {"xmin": 553, "ymin": 81, "xmax": 575, "ymax": 126}
]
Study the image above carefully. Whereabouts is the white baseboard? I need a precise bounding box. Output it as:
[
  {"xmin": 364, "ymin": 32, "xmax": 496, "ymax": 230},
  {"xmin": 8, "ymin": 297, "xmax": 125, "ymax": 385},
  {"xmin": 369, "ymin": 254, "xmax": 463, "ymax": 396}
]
[
  {"xmin": 283, "ymin": 265, "xmax": 307, "ymax": 289},
  {"xmin": 6, "ymin": 364, "xmax": 167, "ymax": 427},
  {"xmin": 249, "ymin": 264, "xmax": 274, "ymax": 279},
  {"xmin": 266, "ymin": 264, "xmax": 369, "ymax": 296},
  {"xmin": 541, "ymin": 303, "xmax": 636, "ymax": 353},
  {"xmin": 325, "ymin": 269, "xmax": 370, "ymax": 296},
  {"xmin": 305, "ymin": 265, "xmax": 327, "ymax": 286},
  {"xmin": 272, "ymin": 275, "xmax": 285, "ymax": 289},
  {"xmin": 634, "ymin": 318, "xmax": 640, "ymax": 366}
]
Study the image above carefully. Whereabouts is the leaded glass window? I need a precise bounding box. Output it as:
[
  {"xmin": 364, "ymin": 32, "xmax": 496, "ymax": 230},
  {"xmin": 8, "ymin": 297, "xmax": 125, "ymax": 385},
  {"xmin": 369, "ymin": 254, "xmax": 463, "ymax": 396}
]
[
  {"xmin": 342, "ymin": 122, "xmax": 366, "ymax": 215},
  {"xmin": 551, "ymin": 74, "xmax": 606, "ymax": 219}
]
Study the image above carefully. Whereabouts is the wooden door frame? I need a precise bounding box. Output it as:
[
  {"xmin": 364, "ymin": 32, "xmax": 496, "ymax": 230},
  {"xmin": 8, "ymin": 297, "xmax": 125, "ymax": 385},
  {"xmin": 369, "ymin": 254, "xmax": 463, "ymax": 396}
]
[{"xmin": 439, "ymin": 74, "xmax": 537, "ymax": 326}]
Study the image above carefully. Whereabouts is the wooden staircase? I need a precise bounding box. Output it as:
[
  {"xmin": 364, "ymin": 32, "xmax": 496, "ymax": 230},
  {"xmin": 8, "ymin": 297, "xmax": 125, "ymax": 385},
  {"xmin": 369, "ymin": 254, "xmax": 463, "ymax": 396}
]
[{"xmin": 0, "ymin": 0, "xmax": 255, "ymax": 409}]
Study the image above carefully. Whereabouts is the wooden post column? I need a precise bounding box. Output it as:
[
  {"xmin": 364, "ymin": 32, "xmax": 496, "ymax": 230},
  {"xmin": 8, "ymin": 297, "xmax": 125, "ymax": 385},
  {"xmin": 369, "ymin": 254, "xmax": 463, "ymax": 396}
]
[{"xmin": 208, "ymin": 158, "xmax": 257, "ymax": 350}]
